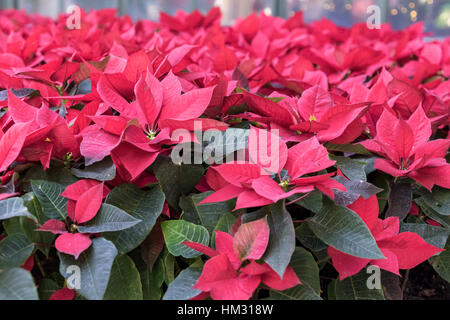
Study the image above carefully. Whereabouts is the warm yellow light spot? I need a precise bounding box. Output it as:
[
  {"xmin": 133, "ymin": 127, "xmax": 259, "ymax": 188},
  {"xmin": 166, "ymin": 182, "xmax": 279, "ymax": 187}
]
[
  {"xmin": 263, "ymin": 7, "xmax": 272, "ymax": 16},
  {"xmin": 309, "ymin": 115, "xmax": 317, "ymax": 121},
  {"xmin": 401, "ymin": 6, "xmax": 408, "ymax": 14},
  {"xmin": 45, "ymin": 137, "xmax": 51, "ymax": 142},
  {"xmin": 426, "ymin": 0, "xmax": 433, "ymax": 4},
  {"xmin": 345, "ymin": 3, "xmax": 352, "ymax": 10},
  {"xmin": 391, "ymin": 9, "xmax": 398, "ymax": 15},
  {"xmin": 409, "ymin": 2, "xmax": 415, "ymax": 8},
  {"xmin": 410, "ymin": 10, "xmax": 417, "ymax": 18}
]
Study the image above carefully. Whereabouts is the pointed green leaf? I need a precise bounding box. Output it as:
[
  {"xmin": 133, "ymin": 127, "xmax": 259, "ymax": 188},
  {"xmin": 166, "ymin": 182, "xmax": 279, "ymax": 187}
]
[
  {"xmin": 104, "ymin": 254, "xmax": 143, "ymax": 300},
  {"xmin": 77, "ymin": 204, "xmax": 141, "ymax": 233},
  {"xmin": 400, "ymin": 223, "xmax": 450, "ymax": 249},
  {"xmin": 430, "ymin": 241, "xmax": 450, "ymax": 283},
  {"xmin": 0, "ymin": 268, "xmax": 38, "ymax": 300},
  {"xmin": 31, "ymin": 180, "xmax": 67, "ymax": 220},
  {"xmin": 103, "ymin": 184, "xmax": 165, "ymax": 254},
  {"xmin": 161, "ymin": 220, "xmax": 210, "ymax": 258},
  {"xmin": 180, "ymin": 191, "xmax": 235, "ymax": 233},
  {"xmin": 263, "ymin": 201, "xmax": 296, "ymax": 278},
  {"xmin": 163, "ymin": 268, "xmax": 202, "ymax": 300},
  {"xmin": 71, "ymin": 157, "xmax": 116, "ymax": 181},
  {"xmin": 0, "ymin": 197, "xmax": 34, "ymax": 220},
  {"xmin": 0, "ymin": 233, "xmax": 34, "ymax": 270},
  {"xmin": 308, "ymin": 201, "xmax": 384, "ymax": 259},
  {"xmin": 59, "ymin": 237, "xmax": 118, "ymax": 300},
  {"xmin": 152, "ymin": 156, "xmax": 204, "ymax": 211},
  {"xmin": 335, "ymin": 270, "xmax": 385, "ymax": 300}
]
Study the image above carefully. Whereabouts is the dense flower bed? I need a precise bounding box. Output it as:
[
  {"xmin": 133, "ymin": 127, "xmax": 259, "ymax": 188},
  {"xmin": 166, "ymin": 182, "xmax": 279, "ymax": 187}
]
[{"xmin": 0, "ymin": 7, "xmax": 449, "ymax": 300}]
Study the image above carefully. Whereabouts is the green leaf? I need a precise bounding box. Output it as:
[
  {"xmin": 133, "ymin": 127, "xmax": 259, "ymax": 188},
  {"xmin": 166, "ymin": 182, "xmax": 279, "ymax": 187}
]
[
  {"xmin": 263, "ymin": 201, "xmax": 296, "ymax": 278},
  {"xmin": 162, "ymin": 268, "xmax": 202, "ymax": 300},
  {"xmin": 104, "ymin": 254, "xmax": 143, "ymax": 300},
  {"xmin": 71, "ymin": 157, "xmax": 116, "ymax": 181},
  {"xmin": 400, "ymin": 223, "xmax": 450, "ymax": 249},
  {"xmin": 418, "ymin": 187, "xmax": 450, "ymax": 216},
  {"xmin": 21, "ymin": 192, "xmax": 54, "ymax": 256},
  {"xmin": 22, "ymin": 192, "xmax": 45, "ymax": 223},
  {"xmin": 31, "ymin": 180, "xmax": 67, "ymax": 220},
  {"xmin": 333, "ymin": 176, "xmax": 383, "ymax": 207},
  {"xmin": 385, "ymin": 181, "xmax": 412, "ymax": 220},
  {"xmin": 23, "ymin": 165, "xmax": 78, "ymax": 189},
  {"xmin": 214, "ymin": 212, "xmax": 237, "ymax": 234},
  {"xmin": 325, "ymin": 143, "xmax": 372, "ymax": 155},
  {"xmin": 430, "ymin": 241, "xmax": 450, "ymax": 283},
  {"xmin": 295, "ymin": 224, "xmax": 328, "ymax": 252},
  {"xmin": 381, "ymin": 270, "xmax": 403, "ymax": 300},
  {"xmin": 37, "ymin": 278, "xmax": 59, "ymax": 300},
  {"xmin": 77, "ymin": 204, "xmax": 142, "ymax": 233},
  {"xmin": 415, "ymin": 198, "xmax": 450, "ymax": 229},
  {"xmin": 290, "ymin": 247, "xmax": 321, "ymax": 294},
  {"xmin": 308, "ymin": 201, "xmax": 384, "ymax": 259},
  {"xmin": 131, "ymin": 252, "xmax": 165, "ymax": 300},
  {"xmin": 3, "ymin": 217, "xmax": 22, "ymax": 235},
  {"xmin": 0, "ymin": 233, "xmax": 34, "ymax": 270},
  {"xmin": 161, "ymin": 220, "xmax": 210, "ymax": 258},
  {"xmin": 180, "ymin": 191, "xmax": 235, "ymax": 233},
  {"xmin": 59, "ymin": 237, "xmax": 118, "ymax": 300},
  {"xmin": 152, "ymin": 156, "xmax": 204, "ymax": 211},
  {"xmin": 291, "ymin": 191, "xmax": 323, "ymax": 214},
  {"xmin": 0, "ymin": 197, "xmax": 35, "ymax": 220},
  {"xmin": 335, "ymin": 270, "xmax": 385, "ymax": 300},
  {"xmin": 21, "ymin": 217, "xmax": 55, "ymax": 257},
  {"xmin": 0, "ymin": 268, "xmax": 38, "ymax": 300},
  {"xmin": 270, "ymin": 286, "xmax": 322, "ymax": 300},
  {"xmin": 103, "ymin": 184, "xmax": 165, "ymax": 254},
  {"xmin": 212, "ymin": 212, "xmax": 237, "ymax": 247},
  {"xmin": 271, "ymin": 247, "xmax": 323, "ymax": 300},
  {"xmin": 331, "ymin": 155, "xmax": 368, "ymax": 181}
]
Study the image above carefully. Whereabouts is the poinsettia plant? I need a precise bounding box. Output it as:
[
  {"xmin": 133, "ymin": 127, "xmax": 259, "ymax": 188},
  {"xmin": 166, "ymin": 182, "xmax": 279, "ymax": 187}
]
[{"xmin": 0, "ymin": 7, "xmax": 449, "ymax": 301}]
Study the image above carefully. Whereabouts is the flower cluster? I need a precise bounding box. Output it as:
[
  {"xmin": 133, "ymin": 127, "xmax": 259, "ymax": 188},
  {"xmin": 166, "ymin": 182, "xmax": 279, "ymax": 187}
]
[{"xmin": 0, "ymin": 7, "xmax": 448, "ymax": 301}]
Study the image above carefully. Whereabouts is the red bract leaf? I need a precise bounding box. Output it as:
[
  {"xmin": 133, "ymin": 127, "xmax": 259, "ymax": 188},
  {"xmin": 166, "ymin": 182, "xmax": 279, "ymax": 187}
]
[
  {"xmin": 159, "ymin": 86, "xmax": 215, "ymax": 122},
  {"xmin": 233, "ymin": 216, "xmax": 270, "ymax": 261},
  {"xmin": 97, "ymin": 75, "xmax": 130, "ymax": 114},
  {"xmin": 296, "ymin": 85, "xmax": 332, "ymax": 121},
  {"xmin": 183, "ymin": 241, "xmax": 218, "ymax": 258},
  {"xmin": 62, "ymin": 179, "xmax": 108, "ymax": 201},
  {"xmin": 0, "ymin": 123, "xmax": 29, "ymax": 172},
  {"xmin": 377, "ymin": 232, "xmax": 444, "ymax": 269},
  {"xmin": 50, "ymin": 288, "xmax": 75, "ymax": 301},
  {"xmin": 134, "ymin": 71, "xmax": 162, "ymax": 128},
  {"xmin": 248, "ymin": 126, "xmax": 288, "ymax": 174},
  {"xmin": 37, "ymin": 219, "xmax": 67, "ymax": 235},
  {"xmin": 7, "ymin": 90, "xmax": 37, "ymax": 123},
  {"xmin": 55, "ymin": 233, "xmax": 92, "ymax": 259},
  {"xmin": 21, "ymin": 255, "xmax": 34, "ymax": 272},
  {"xmin": 74, "ymin": 182, "xmax": 104, "ymax": 224},
  {"xmin": 214, "ymin": 47, "xmax": 238, "ymax": 73}
]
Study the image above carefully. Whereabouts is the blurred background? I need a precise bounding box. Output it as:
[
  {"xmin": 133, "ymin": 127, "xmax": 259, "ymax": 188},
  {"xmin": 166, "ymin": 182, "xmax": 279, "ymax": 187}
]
[{"xmin": 0, "ymin": 0, "xmax": 449, "ymax": 37}]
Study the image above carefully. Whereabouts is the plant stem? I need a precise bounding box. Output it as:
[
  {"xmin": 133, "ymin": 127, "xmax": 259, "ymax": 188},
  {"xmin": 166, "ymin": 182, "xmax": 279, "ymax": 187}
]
[
  {"xmin": 401, "ymin": 269, "xmax": 410, "ymax": 293},
  {"xmin": 286, "ymin": 192, "xmax": 312, "ymax": 206}
]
